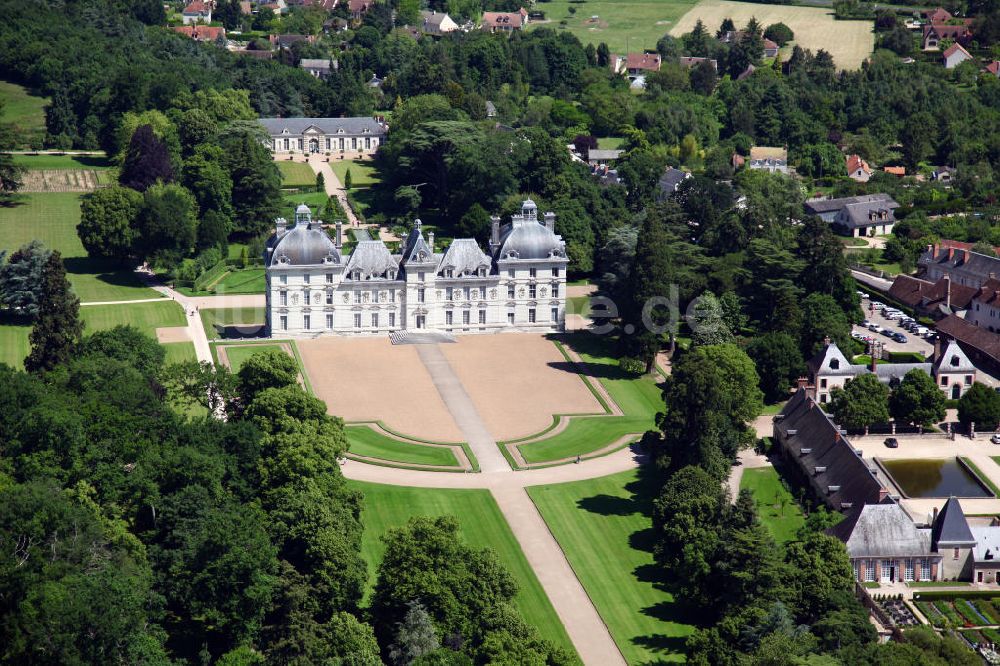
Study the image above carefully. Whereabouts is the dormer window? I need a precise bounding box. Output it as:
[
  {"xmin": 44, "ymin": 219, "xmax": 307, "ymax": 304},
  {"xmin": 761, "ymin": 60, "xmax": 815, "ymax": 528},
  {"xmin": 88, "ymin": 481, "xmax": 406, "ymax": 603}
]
[
  {"xmin": 446, "ymin": 269, "xmax": 453, "ymax": 278},
  {"xmin": 478, "ymin": 267, "xmax": 486, "ymax": 277},
  {"xmin": 951, "ymin": 355, "xmax": 960, "ymax": 367},
  {"xmin": 830, "ymin": 359, "xmax": 840, "ymax": 370},
  {"xmin": 337, "ymin": 128, "xmax": 345, "ymax": 134}
]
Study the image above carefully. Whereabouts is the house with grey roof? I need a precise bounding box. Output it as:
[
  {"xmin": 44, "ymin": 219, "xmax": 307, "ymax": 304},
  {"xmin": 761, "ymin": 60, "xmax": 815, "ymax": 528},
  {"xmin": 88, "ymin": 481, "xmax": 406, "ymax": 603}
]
[
  {"xmin": 804, "ymin": 193, "xmax": 899, "ymax": 238},
  {"xmin": 656, "ymin": 167, "xmax": 691, "ymax": 201},
  {"xmin": 259, "ymin": 117, "xmax": 387, "ymax": 156},
  {"xmin": 919, "ymin": 242, "xmax": 1000, "ymax": 289},
  {"xmin": 299, "ymin": 58, "xmax": 334, "ymax": 79},
  {"xmin": 931, "ymin": 496, "xmax": 977, "ymax": 580},
  {"xmin": 264, "ymin": 200, "xmax": 568, "ymax": 336},
  {"xmin": 806, "ymin": 339, "xmax": 976, "ymax": 404},
  {"xmin": 827, "ymin": 501, "xmax": 941, "ymax": 583},
  {"xmin": 420, "ymin": 10, "xmax": 459, "ymax": 35}
]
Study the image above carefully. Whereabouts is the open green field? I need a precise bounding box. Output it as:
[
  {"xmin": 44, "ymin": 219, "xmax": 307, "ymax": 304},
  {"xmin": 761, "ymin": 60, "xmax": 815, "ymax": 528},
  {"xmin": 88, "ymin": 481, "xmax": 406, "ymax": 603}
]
[
  {"xmin": 0, "ymin": 80, "xmax": 48, "ymax": 148},
  {"xmin": 331, "ymin": 158, "xmax": 378, "ymax": 188},
  {"xmin": 529, "ymin": 469, "xmax": 692, "ymax": 663},
  {"xmin": 0, "ymin": 319, "xmax": 31, "ymax": 369},
  {"xmin": 514, "ymin": 334, "xmax": 662, "ymax": 463},
  {"xmin": 740, "ymin": 467, "xmax": 805, "ymax": 545},
  {"xmin": 11, "ymin": 153, "xmax": 112, "ymax": 170},
  {"xmin": 0, "ymin": 193, "xmax": 158, "ymax": 302},
  {"xmin": 276, "ymin": 160, "xmax": 317, "ymax": 189},
  {"xmin": 80, "ymin": 300, "xmax": 186, "ymax": 336},
  {"xmin": 346, "ymin": 425, "xmax": 461, "ymax": 467},
  {"xmin": 223, "ymin": 343, "xmax": 287, "ymax": 373},
  {"xmin": 200, "ymin": 307, "xmax": 266, "ymax": 340},
  {"xmin": 669, "ymin": 0, "xmax": 874, "ymax": 70},
  {"xmin": 282, "ymin": 190, "xmax": 329, "ymax": 212},
  {"xmin": 528, "ymin": 0, "xmax": 695, "ymax": 53},
  {"xmin": 348, "ymin": 481, "xmax": 578, "ymax": 659},
  {"xmin": 162, "ymin": 341, "xmax": 197, "ymax": 365}
]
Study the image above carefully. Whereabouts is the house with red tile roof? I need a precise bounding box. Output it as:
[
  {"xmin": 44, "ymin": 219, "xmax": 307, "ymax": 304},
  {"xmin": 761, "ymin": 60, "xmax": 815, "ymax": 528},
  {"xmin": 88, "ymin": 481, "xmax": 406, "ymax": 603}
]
[
  {"xmin": 985, "ymin": 61, "xmax": 1000, "ymax": 77},
  {"xmin": 481, "ymin": 8, "xmax": 528, "ymax": 32},
  {"xmin": 846, "ymin": 154, "xmax": 872, "ymax": 182},
  {"xmin": 884, "ymin": 166, "xmax": 906, "ymax": 177},
  {"xmin": 173, "ymin": 25, "xmax": 226, "ymax": 42},
  {"xmin": 719, "ymin": 31, "xmax": 779, "ymax": 57},
  {"xmin": 943, "ymin": 42, "xmax": 973, "ymax": 68},
  {"xmin": 923, "ymin": 21, "xmax": 972, "ymax": 50},
  {"xmin": 348, "ymin": 0, "xmax": 372, "ymax": 19},
  {"xmin": 923, "ymin": 7, "xmax": 953, "ymax": 23},
  {"xmin": 610, "ymin": 52, "xmax": 661, "ymax": 76},
  {"xmin": 182, "ymin": 0, "xmax": 212, "ymax": 24}
]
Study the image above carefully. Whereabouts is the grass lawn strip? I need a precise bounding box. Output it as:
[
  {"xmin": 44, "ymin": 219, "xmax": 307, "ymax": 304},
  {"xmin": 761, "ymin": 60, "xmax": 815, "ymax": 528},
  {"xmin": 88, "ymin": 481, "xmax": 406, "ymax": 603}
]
[
  {"xmin": 0, "ymin": 320, "xmax": 31, "ymax": 369},
  {"xmin": 0, "ymin": 80, "xmax": 48, "ymax": 146},
  {"xmin": 528, "ymin": 469, "xmax": 692, "ymax": 664},
  {"xmin": 961, "ymin": 457, "xmax": 1000, "ymax": 496},
  {"xmin": 162, "ymin": 341, "xmax": 197, "ymax": 365},
  {"xmin": 345, "ymin": 424, "xmax": 462, "ymax": 468},
  {"xmin": 277, "ymin": 160, "xmax": 317, "ymax": 189},
  {"xmin": 739, "ymin": 467, "xmax": 806, "ymax": 545},
  {"xmin": 348, "ymin": 481, "xmax": 578, "ymax": 660},
  {"xmin": 331, "ymin": 158, "xmax": 378, "ymax": 187},
  {"xmin": 81, "ymin": 301, "xmax": 186, "ymax": 336}
]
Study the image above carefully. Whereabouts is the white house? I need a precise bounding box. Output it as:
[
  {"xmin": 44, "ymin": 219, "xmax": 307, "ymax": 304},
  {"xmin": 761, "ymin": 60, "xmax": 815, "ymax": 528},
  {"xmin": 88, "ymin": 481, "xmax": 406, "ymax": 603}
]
[
  {"xmin": 181, "ymin": 0, "xmax": 212, "ymax": 24},
  {"xmin": 420, "ymin": 10, "xmax": 459, "ymax": 35},
  {"xmin": 264, "ymin": 201, "xmax": 569, "ymax": 336},
  {"xmin": 943, "ymin": 42, "xmax": 973, "ymax": 69},
  {"xmin": 259, "ymin": 117, "xmax": 387, "ymax": 156}
]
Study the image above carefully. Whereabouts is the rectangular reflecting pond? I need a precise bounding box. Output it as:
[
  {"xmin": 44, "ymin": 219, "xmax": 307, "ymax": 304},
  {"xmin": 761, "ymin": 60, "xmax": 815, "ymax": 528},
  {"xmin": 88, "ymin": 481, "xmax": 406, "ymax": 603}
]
[{"xmin": 880, "ymin": 458, "xmax": 993, "ymax": 499}]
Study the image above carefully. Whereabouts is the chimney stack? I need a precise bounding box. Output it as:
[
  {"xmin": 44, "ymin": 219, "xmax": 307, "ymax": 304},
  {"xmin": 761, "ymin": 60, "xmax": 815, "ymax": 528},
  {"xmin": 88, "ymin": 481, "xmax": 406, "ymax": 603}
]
[
  {"xmin": 948, "ymin": 247, "xmax": 955, "ymax": 261},
  {"xmin": 944, "ymin": 274, "xmax": 951, "ymax": 309},
  {"xmin": 870, "ymin": 345, "xmax": 878, "ymax": 373},
  {"xmin": 276, "ymin": 217, "xmax": 288, "ymax": 237},
  {"xmin": 427, "ymin": 231, "xmax": 434, "ymax": 253},
  {"xmin": 335, "ymin": 221, "xmax": 343, "ymax": 249},
  {"xmin": 543, "ymin": 211, "xmax": 556, "ymax": 232}
]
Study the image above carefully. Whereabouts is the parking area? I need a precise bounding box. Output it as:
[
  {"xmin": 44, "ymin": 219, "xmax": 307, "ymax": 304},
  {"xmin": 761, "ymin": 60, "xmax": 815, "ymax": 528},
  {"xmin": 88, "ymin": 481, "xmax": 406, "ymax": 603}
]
[{"xmin": 852, "ymin": 295, "xmax": 933, "ymax": 357}]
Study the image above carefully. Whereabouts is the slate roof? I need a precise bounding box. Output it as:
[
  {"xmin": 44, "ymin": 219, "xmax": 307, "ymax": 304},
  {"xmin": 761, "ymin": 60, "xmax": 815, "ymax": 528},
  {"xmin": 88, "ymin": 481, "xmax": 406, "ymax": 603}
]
[
  {"xmin": 495, "ymin": 203, "xmax": 568, "ymax": 262},
  {"xmin": 828, "ymin": 502, "xmax": 933, "ymax": 558},
  {"xmin": 657, "ymin": 167, "xmax": 690, "ymax": 197},
  {"xmin": 266, "ymin": 206, "xmax": 341, "ymax": 267},
  {"xmin": 259, "ymin": 117, "xmax": 386, "ymax": 136},
  {"xmin": 299, "ymin": 58, "xmax": 331, "ymax": 70},
  {"xmin": 804, "ymin": 193, "xmax": 897, "ymax": 216},
  {"xmin": 678, "ymin": 57, "xmax": 718, "ymax": 70},
  {"xmin": 344, "ymin": 240, "xmax": 399, "ymax": 279},
  {"xmin": 774, "ymin": 388, "xmax": 888, "ymax": 511},
  {"xmin": 931, "ymin": 497, "xmax": 976, "ymax": 548},
  {"xmin": 887, "ymin": 274, "xmax": 977, "ymax": 312},
  {"xmin": 806, "ymin": 342, "xmax": 863, "ymax": 378},
  {"xmin": 933, "ymin": 339, "xmax": 977, "ymax": 374},
  {"xmin": 438, "ymin": 239, "xmax": 491, "ymax": 276},
  {"xmin": 874, "ymin": 362, "xmax": 933, "ymax": 384},
  {"xmin": 936, "ymin": 314, "xmax": 1000, "ymax": 366},
  {"xmin": 919, "ymin": 245, "xmax": 1000, "ymax": 283},
  {"xmin": 399, "ymin": 223, "xmax": 435, "ymax": 265},
  {"xmin": 840, "ymin": 200, "xmax": 897, "ymax": 230},
  {"xmin": 587, "ymin": 149, "xmax": 623, "ymax": 162},
  {"xmin": 971, "ymin": 525, "xmax": 1000, "ymax": 563}
]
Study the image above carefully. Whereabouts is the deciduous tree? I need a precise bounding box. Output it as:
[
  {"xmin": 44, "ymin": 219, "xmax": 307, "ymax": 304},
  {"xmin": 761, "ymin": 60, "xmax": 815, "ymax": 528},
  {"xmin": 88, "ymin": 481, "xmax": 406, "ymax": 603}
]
[
  {"xmin": 830, "ymin": 374, "xmax": 890, "ymax": 435},
  {"xmin": 78, "ymin": 184, "xmax": 143, "ymax": 264}
]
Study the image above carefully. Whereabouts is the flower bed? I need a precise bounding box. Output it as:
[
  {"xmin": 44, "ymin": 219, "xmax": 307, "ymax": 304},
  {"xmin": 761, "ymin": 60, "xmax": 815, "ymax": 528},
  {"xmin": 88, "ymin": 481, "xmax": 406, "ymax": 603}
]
[
  {"xmin": 956, "ymin": 598, "xmax": 991, "ymax": 626},
  {"xmin": 916, "ymin": 600, "xmax": 947, "ymax": 627},
  {"xmin": 977, "ymin": 600, "xmax": 1000, "ymax": 625},
  {"xmin": 933, "ymin": 600, "xmax": 964, "ymax": 626}
]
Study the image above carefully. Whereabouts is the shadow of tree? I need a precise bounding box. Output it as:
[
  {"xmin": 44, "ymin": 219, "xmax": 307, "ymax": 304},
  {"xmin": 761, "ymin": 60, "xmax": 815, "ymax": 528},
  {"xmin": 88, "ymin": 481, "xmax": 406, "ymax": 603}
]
[{"xmin": 63, "ymin": 257, "xmax": 146, "ymax": 290}]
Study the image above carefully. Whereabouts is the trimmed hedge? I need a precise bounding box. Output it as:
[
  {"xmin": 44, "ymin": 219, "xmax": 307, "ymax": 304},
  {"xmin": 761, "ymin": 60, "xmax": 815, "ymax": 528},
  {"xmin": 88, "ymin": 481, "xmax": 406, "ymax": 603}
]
[{"xmin": 914, "ymin": 590, "xmax": 1000, "ymax": 601}]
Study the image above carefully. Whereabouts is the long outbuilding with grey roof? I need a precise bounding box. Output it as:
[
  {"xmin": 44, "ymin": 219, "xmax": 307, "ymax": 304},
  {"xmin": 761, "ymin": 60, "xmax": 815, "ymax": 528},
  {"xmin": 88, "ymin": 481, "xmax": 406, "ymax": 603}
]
[{"xmin": 259, "ymin": 116, "xmax": 387, "ymax": 156}]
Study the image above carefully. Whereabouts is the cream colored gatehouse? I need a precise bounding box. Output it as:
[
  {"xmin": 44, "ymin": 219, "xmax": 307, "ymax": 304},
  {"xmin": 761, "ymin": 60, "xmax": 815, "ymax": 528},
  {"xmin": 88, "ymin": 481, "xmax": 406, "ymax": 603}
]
[
  {"xmin": 259, "ymin": 117, "xmax": 387, "ymax": 156},
  {"xmin": 264, "ymin": 200, "xmax": 568, "ymax": 336}
]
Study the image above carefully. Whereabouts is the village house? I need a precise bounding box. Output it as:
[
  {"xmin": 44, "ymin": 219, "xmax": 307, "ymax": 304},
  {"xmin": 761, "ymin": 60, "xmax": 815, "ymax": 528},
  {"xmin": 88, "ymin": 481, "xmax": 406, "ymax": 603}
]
[
  {"xmin": 943, "ymin": 42, "xmax": 973, "ymax": 68},
  {"xmin": 923, "ymin": 21, "xmax": 973, "ymax": 50},
  {"xmin": 918, "ymin": 242, "xmax": 1000, "ymax": 288},
  {"xmin": 719, "ymin": 31, "xmax": 779, "ymax": 57},
  {"xmin": 264, "ymin": 201, "xmax": 568, "ymax": 336},
  {"xmin": 924, "ymin": 7, "xmax": 954, "ymax": 23},
  {"xmin": 259, "ymin": 116, "xmax": 386, "ymax": 156},
  {"xmin": 959, "ymin": 276, "xmax": 1000, "ymax": 333},
  {"xmin": 419, "ymin": 10, "xmax": 459, "ymax": 35},
  {"xmin": 986, "ymin": 61, "xmax": 1000, "ymax": 77},
  {"xmin": 269, "ymin": 34, "xmax": 316, "ymax": 49},
  {"xmin": 610, "ymin": 52, "xmax": 662, "ymax": 77},
  {"xmin": 803, "ymin": 193, "xmax": 898, "ymax": 237},
  {"xmin": 744, "ymin": 146, "xmax": 788, "ymax": 173},
  {"xmin": 887, "ymin": 273, "xmax": 976, "ymax": 318},
  {"xmin": 287, "ymin": 0, "xmax": 336, "ymax": 9},
  {"xmin": 173, "ymin": 25, "xmax": 226, "ymax": 42},
  {"xmin": 299, "ymin": 59, "xmax": 334, "ymax": 79},
  {"xmin": 806, "ymin": 338, "xmax": 976, "ymax": 403},
  {"xmin": 261, "ymin": 0, "xmax": 288, "ymax": 14},
  {"xmin": 586, "ymin": 149, "xmax": 623, "ymax": 165},
  {"xmin": 656, "ymin": 167, "xmax": 691, "ymax": 200},
  {"xmin": 348, "ymin": 0, "xmax": 373, "ymax": 20},
  {"xmin": 678, "ymin": 56, "xmax": 718, "ymax": 70},
  {"xmin": 937, "ymin": 315, "xmax": 1000, "ymax": 378},
  {"xmin": 846, "ymin": 154, "xmax": 872, "ymax": 182},
  {"xmin": 481, "ymin": 9, "xmax": 528, "ymax": 33},
  {"xmin": 181, "ymin": 0, "xmax": 212, "ymax": 24},
  {"xmin": 884, "ymin": 166, "xmax": 906, "ymax": 177}
]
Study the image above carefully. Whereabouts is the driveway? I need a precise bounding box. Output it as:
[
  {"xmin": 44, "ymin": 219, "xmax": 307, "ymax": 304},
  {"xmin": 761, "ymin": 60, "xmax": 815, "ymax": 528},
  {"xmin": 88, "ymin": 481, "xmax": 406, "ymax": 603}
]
[{"xmin": 854, "ymin": 297, "xmax": 933, "ymax": 357}]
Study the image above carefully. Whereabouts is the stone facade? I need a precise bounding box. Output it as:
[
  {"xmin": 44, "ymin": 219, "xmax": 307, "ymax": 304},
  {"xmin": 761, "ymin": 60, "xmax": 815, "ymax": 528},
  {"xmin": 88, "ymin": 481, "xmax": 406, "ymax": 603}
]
[
  {"xmin": 264, "ymin": 201, "xmax": 568, "ymax": 337},
  {"xmin": 259, "ymin": 117, "xmax": 386, "ymax": 157}
]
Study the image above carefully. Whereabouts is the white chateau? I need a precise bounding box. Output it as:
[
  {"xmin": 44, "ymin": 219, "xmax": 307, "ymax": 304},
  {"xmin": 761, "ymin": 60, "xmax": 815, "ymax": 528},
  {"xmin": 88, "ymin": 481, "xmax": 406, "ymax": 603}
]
[
  {"xmin": 258, "ymin": 117, "xmax": 387, "ymax": 156},
  {"xmin": 264, "ymin": 201, "xmax": 569, "ymax": 336}
]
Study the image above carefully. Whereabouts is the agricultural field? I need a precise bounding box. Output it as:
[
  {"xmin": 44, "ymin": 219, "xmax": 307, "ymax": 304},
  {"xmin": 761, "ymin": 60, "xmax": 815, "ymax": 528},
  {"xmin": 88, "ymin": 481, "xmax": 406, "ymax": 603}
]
[
  {"xmin": 0, "ymin": 192, "xmax": 158, "ymax": 302},
  {"xmin": 331, "ymin": 158, "xmax": 379, "ymax": 188},
  {"xmin": 670, "ymin": 0, "xmax": 874, "ymax": 70},
  {"xmin": 528, "ymin": 469, "xmax": 693, "ymax": 663},
  {"xmin": 276, "ymin": 160, "xmax": 317, "ymax": 189},
  {"xmin": 348, "ymin": 480, "xmax": 578, "ymax": 659},
  {"xmin": 528, "ymin": 0, "xmax": 696, "ymax": 53},
  {"xmin": 0, "ymin": 80, "xmax": 48, "ymax": 148},
  {"xmin": 740, "ymin": 467, "xmax": 805, "ymax": 545}
]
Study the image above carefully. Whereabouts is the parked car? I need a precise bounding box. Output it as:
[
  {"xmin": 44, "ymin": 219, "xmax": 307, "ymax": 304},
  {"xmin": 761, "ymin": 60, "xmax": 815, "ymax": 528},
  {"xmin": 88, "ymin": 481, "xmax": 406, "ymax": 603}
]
[
  {"xmin": 868, "ymin": 323, "xmax": 880, "ymax": 332},
  {"xmin": 884, "ymin": 437, "xmax": 899, "ymax": 448},
  {"xmin": 862, "ymin": 319, "xmax": 872, "ymax": 328},
  {"xmin": 992, "ymin": 434, "xmax": 1000, "ymax": 445},
  {"xmin": 915, "ymin": 326, "xmax": 929, "ymax": 336},
  {"xmin": 893, "ymin": 333, "xmax": 908, "ymax": 343},
  {"xmin": 881, "ymin": 329, "xmax": 895, "ymax": 338}
]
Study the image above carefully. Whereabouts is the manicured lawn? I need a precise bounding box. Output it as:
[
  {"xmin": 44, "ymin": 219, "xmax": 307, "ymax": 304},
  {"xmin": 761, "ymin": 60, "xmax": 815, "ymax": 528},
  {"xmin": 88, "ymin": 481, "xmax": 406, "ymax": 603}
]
[
  {"xmin": 567, "ymin": 295, "xmax": 591, "ymax": 317},
  {"xmin": 0, "ymin": 192, "xmax": 158, "ymax": 301},
  {"xmin": 276, "ymin": 160, "xmax": 317, "ymax": 189},
  {"xmin": 348, "ymin": 481, "xmax": 578, "ymax": 659},
  {"xmin": 11, "ymin": 153, "xmax": 112, "ymax": 170},
  {"xmin": 223, "ymin": 343, "xmax": 288, "ymax": 373},
  {"xmin": 739, "ymin": 467, "xmax": 806, "ymax": 545},
  {"xmin": 528, "ymin": 469, "xmax": 692, "ymax": 663},
  {"xmin": 162, "ymin": 341, "xmax": 197, "ymax": 365},
  {"xmin": 597, "ymin": 137, "xmax": 624, "ymax": 149},
  {"xmin": 331, "ymin": 158, "xmax": 378, "ymax": 187},
  {"xmin": 963, "ymin": 458, "xmax": 1000, "ymax": 497},
  {"xmin": 200, "ymin": 307, "xmax": 266, "ymax": 340},
  {"xmin": 0, "ymin": 80, "xmax": 48, "ymax": 147},
  {"xmin": 282, "ymin": 190, "xmax": 329, "ymax": 212},
  {"xmin": 0, "ymin": 319, "xmax": 31, "ymax": 369},
  {"xmin": 527, "ymin": 0, "xmax": 696, "ymax": 53},
  {"xmin": 210, "ymin": 268, "xmax": 265, "ymax": 294},
  {"xmin": 80, "ymin": 300, "xmax": 186, "ymax": 336},
  {"xmin": 515, "ymin": 334, "xmax": 662, "ymax": 463},
  {"xmin": 346, "ymin": 425, "xmax": 461, "ymax": 467}
]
